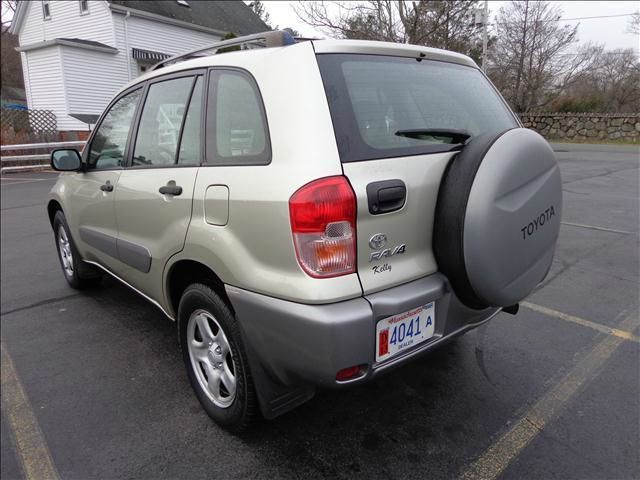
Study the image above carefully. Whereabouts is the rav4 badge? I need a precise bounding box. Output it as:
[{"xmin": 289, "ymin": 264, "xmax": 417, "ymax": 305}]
[{"xmin": 369, "ymin": 244, "xmax": 407, "ymax": 262}]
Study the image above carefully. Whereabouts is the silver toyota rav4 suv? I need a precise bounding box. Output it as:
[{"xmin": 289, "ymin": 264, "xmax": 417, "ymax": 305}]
[{"xmin": 48, "ymin": 31, "xmax": 562, "ymax": 431}]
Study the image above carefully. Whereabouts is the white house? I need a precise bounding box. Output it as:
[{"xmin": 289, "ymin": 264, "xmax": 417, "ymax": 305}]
[{"xmin": 9, "ymin": 0, "xmax": 268, "ymax": 132}]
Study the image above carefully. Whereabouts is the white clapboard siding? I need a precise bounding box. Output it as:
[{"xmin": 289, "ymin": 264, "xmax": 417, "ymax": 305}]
[
  {"xmin": 18, "ymin": 1, "xmax": 226, "ymax": 132},
  {"xmin": 22, "ymin": 46, "xmax": 78, "ymax": 130},
  {"xmin": 113, "ymin": 13, "xmax": 220, "ymax": 80},
  {"xmin": 20, "ymin": 0, "xmax": 115, "ymax": 47},
  {"xmin": 19, "ymin": 1, "xmax": 41, "ymax": 46},
  {"xmin": 19, "ymin": 52, "xmax": 32, "ymax": 106},
  {"xmin": 61, "ymin": 46, "xmax": 129, "ymax": 126}
]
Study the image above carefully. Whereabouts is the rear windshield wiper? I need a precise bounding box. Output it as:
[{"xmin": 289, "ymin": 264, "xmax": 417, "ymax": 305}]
[{"xmin": 395, "ymin": 129, "xmax": 472, "ymax": 144}]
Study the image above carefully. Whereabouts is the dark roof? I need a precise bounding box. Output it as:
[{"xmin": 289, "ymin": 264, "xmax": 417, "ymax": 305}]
[
  {"xmin": 58, "ymin": 38, "xmax": 118, "ymax": 50},
  {"xmin": 17, "ymin": 38, "xmax": 118, "ymax": 53},
  {"xmin": 109, "ymin": 0, "xmax": 270, "ymax": 36},
  {"xmin": 69, "ymin": 113, "xmax": 100, "ymax": 125}
]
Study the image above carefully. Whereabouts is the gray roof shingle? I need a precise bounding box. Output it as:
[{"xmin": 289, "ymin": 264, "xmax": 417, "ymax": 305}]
[{"xmin": 109, "ymin": 0, "xmax": 270, "ymax": 36}]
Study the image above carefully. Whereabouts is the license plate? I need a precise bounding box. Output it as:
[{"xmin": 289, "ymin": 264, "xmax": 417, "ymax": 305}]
[{"xmin": 375, "ymin": 303, "xmax": 435, "ymax": 363}]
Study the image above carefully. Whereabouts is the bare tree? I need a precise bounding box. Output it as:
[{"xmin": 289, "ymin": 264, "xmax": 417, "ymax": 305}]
[
  {"xmin": 1, "ymin": 0, "xmax": 17, "ymax": 29},
  {"xmin": 248, "ymin": 1, "xmax": 272, "ymax": 29},
  {"xmin": 594, "ymin": 50, "xmax": 640, "ymax": 112},
  {"xmin": 488, "ymin": 0, "xmax": 586, "ymax": 112},
  {"xmin": 294, "ymin": 1, "xmax": 483, "ymax": 60},
  {"xmin": 627, "ymin": 11, "xmax": 640, "ymax": 35},
  {"xmin": 556, "ymin": 49, "xmax": 640, "ymax": 113},
  {"xmin": 248, "ymin": 1, "xmax": 301, "ymax": 36},
  {"xmin": 1, "ymin": 0, "xmax": 23, "ymax": 92},
  {"xmin": 295, "ymin": 1, "xmax": 396, "ymax": 42}
]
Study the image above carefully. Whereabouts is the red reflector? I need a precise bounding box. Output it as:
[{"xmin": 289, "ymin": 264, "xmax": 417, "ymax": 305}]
[
  {"xmin": 378, "ymin": 329, "xmax": 389, "ymax": 357},
  {"xmin": 336, "ymin": 365, "xmax": 365, "ymax": 381}
]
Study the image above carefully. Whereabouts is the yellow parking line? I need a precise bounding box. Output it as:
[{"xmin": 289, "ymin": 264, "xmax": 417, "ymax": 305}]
[
  {"xmin": 460, "ymin": 311, "xmax": 639, "ymax": 480},
  {"xmin": 1, "ymin": 342, "xmax": 60, "ymax": 480},
  {"xmin": 522, "ymin": 301, "xmax": 640, "ymax": 343}
]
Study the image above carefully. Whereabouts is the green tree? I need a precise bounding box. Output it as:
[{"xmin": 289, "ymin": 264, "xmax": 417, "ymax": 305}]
[{"xmin": 218, "ymin": 32, "xmax": 241, "ymax": 53}]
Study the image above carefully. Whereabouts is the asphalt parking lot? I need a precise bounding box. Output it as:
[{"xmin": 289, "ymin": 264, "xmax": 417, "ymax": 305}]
[{"xmin": 1, "ymin": 143, "xmax": 638, "ymax": 480}]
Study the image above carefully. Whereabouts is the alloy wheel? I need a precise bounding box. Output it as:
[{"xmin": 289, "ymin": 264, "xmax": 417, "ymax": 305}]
[
  {"xmin": 186, "ymin": 309, "xmax": 237, "ymax": 408},
  {"xmin": 57, "ymin": 226, "xmax": 74, "ymax": 277}
]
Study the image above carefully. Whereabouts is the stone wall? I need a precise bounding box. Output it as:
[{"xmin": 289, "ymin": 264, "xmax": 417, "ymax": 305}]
[{"xmin": 518, "ymin": 113, "xmax": 639, "ymax": 142}]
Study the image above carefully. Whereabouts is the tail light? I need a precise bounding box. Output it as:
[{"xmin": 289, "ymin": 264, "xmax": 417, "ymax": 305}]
[{"xmin": 289, "ymin": 176, "xmax": 357, "ymax": 278}]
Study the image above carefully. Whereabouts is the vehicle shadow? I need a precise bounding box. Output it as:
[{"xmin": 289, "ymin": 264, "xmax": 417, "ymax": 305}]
[
  {"xmin": 90, "ymin": 276, "xmax": 495, "ymax": 480},
  {"xmin": 239, "ymin": 338, "xmax": 488, "ymax": 479}
]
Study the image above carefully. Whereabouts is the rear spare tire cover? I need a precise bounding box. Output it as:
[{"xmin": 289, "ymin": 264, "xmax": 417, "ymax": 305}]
[{"xmin": 433, "ymin": 128, "xmax": 562, "ymax": 309}]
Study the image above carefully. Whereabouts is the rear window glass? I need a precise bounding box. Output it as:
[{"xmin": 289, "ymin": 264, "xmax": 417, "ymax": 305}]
[{"xmin": 317, "ymin": 54, "xmax": 518, "ymax": 162}]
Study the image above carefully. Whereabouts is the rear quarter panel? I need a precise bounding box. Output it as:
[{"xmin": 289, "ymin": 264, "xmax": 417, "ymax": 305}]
[{"xmin": 167, "ymin": 42, "xmax": 363, "ymax": 305}]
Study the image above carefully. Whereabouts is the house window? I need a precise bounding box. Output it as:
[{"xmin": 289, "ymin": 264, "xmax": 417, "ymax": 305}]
[
  {"xmin": 79, "ymin": 0, "xmax": 89, "ymax": 15},
  {"xmin": 137, "ymin": 61, "xmax": 154, "ymax": 76},
  {"xmin": 42, "ymin": 0, "xmax": 51, "ymax": 20}
]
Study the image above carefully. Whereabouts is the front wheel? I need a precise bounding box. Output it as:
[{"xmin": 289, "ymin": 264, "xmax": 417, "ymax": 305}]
[
  {"xmin": 178, "ymin": 283, "xmax": 257, "ymax": 432},
  {"xmin": 52, "ymin": 211, "xmax": 102, "ymax": 289}
]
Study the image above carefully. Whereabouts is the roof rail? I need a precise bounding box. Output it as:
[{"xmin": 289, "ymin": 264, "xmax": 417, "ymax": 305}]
[{"xmin": 151, "ymin": 30, "xmax": 297, "ymax": 71}]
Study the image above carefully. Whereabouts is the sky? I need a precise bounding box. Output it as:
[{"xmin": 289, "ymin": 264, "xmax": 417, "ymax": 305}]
[
  {"xmin": 261, "ymin": 1, "xmax": 640, "ymax": 52},
  {"xmin": 2, "ymin": 1, "xmax": 637, "ymax": 51}
]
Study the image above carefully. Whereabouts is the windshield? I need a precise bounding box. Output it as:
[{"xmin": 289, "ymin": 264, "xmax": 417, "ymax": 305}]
[{"xmin": 316, "ymin": 54, "xmax": 519, "ymax": 162}]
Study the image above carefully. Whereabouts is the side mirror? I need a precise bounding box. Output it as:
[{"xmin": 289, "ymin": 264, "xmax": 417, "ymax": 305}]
[{"xmin": 51, "ymin": 149, "xmax": 82, "ymax": 172}]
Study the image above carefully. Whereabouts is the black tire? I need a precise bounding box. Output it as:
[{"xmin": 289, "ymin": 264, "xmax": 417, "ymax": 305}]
[
  {"xmin": 52, "ymin": 211, "xmax": 102, "ymax": 289},
  {"xmin": 178, "ymin": 283, "xmax": 258, "ymax": 433}
]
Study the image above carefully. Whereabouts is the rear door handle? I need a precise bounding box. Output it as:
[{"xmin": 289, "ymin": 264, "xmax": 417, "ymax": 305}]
[
  {"xmin": 159, "ymin": 181, "xmax": 182, "ymax": 196},
  {"xmin": 100, "ymin": 181, "xmax": 114, "ymax": 192},
  {"xmin": 367, "ymin": 179, "xmax": 406, "ymax": 214}
]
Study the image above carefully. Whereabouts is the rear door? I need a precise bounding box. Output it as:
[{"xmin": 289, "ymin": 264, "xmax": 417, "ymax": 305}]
[
  {"xmin": 113, "ymin": 71, "xmax": 204, "ymax": 299},
  {"xmin": 316, "ymin": 54, "xmax": 519, "ymax": 294}
]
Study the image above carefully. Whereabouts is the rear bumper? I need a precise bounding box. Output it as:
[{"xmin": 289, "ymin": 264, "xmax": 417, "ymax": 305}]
[{"xmin": 226, "ymin": 274, "xmax": 500, "ymax": 417}]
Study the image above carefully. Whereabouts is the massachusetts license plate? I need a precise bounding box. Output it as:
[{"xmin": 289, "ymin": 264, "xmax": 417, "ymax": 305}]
[{"xmin": 375, "ymin": 303, "xmax": 435, "ymax": 363}]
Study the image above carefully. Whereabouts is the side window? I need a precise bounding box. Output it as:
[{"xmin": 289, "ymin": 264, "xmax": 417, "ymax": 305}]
[
  {"xmin": 177, "ymin": 77, "xmax": 203, "ymax": 165},
  {"xmin": 206, "ymin": 70, "xmax": 270, "ymax": 165},
  {"xmin": 132, "ymin": 76, "xmax": 194, "ymax": 167},
  {"xmin": 88, "ymin": 89, "xmax": 142, "ymax": 170}
]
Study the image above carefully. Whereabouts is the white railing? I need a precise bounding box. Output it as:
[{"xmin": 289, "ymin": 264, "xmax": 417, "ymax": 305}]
[{"xmin": 0, "ymin": 141, "xmax": 85, "ymax": 173}]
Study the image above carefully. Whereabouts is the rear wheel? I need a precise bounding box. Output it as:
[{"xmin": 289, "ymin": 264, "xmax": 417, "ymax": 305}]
[
  {"xmin": 178, "ymin": 283, "xmax": 257, "ymax": 432},
  {"xmin": 53, "ymin": 211, "xmax": 102, "ymax": 289}
]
